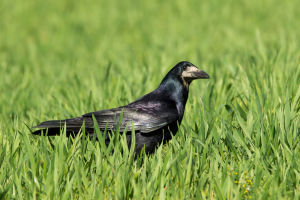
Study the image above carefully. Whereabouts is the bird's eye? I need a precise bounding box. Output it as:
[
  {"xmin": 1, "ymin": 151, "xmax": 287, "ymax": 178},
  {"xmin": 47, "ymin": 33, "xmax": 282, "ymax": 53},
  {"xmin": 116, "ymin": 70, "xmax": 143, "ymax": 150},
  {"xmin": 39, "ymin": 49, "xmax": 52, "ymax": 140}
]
[{"xmin": 183, "ymin": 66, "xmax": 187, "ymax": 70}]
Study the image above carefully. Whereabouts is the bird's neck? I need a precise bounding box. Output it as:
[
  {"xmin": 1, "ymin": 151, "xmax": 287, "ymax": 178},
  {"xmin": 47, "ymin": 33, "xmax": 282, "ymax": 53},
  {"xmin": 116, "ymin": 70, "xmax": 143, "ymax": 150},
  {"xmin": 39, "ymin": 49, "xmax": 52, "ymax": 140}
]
[{"xmin": 157, "ymin": 78, "xmax": 189, "ymax": 117}]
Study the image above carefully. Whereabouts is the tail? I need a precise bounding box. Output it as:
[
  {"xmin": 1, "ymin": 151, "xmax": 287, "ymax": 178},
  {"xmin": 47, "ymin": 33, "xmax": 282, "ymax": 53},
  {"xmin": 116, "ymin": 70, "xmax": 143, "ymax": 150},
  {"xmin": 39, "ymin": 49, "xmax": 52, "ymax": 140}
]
[{"xmin": 32, "ymin": 117, "xmax": 91, "ymax": 136}]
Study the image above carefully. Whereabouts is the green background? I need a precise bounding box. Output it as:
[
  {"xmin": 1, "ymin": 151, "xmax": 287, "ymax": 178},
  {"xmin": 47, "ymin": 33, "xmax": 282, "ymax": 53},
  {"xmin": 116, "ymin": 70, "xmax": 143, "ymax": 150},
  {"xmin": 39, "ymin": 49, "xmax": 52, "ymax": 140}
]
[{"xmin": 0, "ymin": 0, "xmax": 299, "ymax": 199}]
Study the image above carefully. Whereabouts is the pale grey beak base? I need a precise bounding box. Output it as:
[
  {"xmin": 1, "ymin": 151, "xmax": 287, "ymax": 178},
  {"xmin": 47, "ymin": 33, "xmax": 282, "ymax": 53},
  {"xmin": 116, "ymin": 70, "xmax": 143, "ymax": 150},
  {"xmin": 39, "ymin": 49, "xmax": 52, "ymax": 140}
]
[{"xmin": 182, "ymin": 66, "xmax": 210, "ymax": 81}]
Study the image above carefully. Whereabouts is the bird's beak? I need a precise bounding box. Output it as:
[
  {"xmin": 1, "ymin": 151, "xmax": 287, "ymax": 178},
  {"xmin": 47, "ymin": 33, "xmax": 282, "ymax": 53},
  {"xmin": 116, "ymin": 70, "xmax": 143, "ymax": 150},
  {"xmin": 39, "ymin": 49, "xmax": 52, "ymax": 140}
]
[{"xmin": 182, "ymin": 66, "xmax": 209, "ymax": 81}]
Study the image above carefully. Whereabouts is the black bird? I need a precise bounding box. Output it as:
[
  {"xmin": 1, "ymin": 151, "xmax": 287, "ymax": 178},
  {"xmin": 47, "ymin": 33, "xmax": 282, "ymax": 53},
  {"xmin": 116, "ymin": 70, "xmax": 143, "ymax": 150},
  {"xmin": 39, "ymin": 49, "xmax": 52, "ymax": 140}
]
[{"xmin": 33, "ymin": 61, "xmax": 209, "ymax": 154}]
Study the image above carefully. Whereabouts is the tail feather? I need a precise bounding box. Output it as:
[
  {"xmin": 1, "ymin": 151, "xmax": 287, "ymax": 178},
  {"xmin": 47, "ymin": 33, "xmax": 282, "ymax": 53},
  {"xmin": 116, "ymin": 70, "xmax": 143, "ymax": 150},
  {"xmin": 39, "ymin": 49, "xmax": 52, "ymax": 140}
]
[
  {"xmin": 33, "ymin": 119, "xmax": 67, "ymax": 129},
  {"xmin": 32, "ymin": 117, "xmax": 90, "ymax": 136}
]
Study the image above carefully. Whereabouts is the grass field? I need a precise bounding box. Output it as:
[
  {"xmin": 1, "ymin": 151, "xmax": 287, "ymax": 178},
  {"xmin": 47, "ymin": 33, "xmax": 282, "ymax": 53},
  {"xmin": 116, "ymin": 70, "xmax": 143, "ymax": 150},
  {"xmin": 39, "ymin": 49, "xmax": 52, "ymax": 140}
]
[{"xmin": 0, "ymin": 0, "xmax": 300, "ymax": 199}]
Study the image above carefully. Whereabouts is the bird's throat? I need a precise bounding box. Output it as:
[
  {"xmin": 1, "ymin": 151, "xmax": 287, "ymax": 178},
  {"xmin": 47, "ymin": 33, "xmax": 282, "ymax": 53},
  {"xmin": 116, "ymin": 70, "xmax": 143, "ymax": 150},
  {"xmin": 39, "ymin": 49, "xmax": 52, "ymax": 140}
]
[
  {"xmin": 158, "ymin": 78, "xmax": 189, "ymax": 117},
  {"xmin": 180, "ymin": 76, "xmax": 190, "ymax": 91}
]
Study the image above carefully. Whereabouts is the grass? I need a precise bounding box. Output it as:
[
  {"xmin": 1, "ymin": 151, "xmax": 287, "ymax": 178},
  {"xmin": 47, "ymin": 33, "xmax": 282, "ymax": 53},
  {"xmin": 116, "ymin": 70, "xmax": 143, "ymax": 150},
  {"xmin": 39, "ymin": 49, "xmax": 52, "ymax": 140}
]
[{"xmin": 0, "ymin": 0, "xmax": 300, "ymax": 199}]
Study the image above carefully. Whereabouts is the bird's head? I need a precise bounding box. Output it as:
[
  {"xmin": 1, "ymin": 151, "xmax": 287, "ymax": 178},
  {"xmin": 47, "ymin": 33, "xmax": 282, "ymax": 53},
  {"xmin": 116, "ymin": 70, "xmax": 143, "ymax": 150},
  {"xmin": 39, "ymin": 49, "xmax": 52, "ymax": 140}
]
[{"xmin": 161, "ymin": 61, "xmax": 209, "ymax": 89}]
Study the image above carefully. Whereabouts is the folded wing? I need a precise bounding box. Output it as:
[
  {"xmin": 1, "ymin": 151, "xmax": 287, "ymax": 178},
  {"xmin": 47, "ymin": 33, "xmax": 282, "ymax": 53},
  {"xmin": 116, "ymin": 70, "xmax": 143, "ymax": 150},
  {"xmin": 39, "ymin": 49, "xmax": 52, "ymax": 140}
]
[{"xmin": 34, "ymin": 105, "xmax": 179, "ymax": 135}]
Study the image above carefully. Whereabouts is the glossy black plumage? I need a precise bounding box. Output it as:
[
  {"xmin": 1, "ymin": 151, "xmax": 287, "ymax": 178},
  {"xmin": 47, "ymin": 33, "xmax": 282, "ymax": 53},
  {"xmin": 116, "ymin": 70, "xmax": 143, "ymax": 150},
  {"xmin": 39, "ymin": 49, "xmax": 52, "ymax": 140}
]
[{"xmin": 33, "ymin": 61, "xmax": 209, "ymax": 154}]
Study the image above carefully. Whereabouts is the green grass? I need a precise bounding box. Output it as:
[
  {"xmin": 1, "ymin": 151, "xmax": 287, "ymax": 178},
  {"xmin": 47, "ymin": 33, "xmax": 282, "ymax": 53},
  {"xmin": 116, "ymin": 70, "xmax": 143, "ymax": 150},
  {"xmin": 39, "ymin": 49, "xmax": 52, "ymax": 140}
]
[{"xmin": 1, "ymin": 0, "xmax": 300, "ymax": 199}]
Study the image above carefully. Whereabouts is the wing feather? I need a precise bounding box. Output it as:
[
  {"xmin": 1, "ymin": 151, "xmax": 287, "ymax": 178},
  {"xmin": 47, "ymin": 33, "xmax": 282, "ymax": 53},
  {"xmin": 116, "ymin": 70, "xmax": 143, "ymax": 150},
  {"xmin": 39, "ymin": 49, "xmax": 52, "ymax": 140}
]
[
  {"xmin": 83, "ymin": 106, "xmax": 178, "ymax": 133},
  {"xmin": 34, "ymin": 101, "xmax": 179, "ymax": 134}
]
